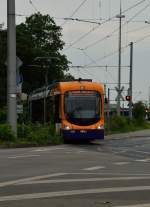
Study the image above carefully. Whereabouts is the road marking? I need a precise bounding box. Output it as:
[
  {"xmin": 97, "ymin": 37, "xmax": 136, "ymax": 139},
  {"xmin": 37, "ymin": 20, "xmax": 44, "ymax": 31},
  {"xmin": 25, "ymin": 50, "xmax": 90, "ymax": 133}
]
[
  {"xmin": 1, "ymin": 186, "xmax": 150, "ymax": 202},
  {"xmin": 0, "ymin": 173, "xmax": 67, "ymax": 188},
  {"xmin": 33, "ymin": 147, "xmax": 65, "ymax": 152},
  {"xmin": 83, "ymin": 166, "xmax": 105, "ymax": 171},
  {"xmin": 114, "ymin": 150, "xmax": 127, "ymax": 154},
  {"xmin": 67, "ymin": 172, "xmax": 150, "ymax": 176},
  {"xmin": 76, "ymin": 150, "xmax": 87, "ymax": 153},
  {"xmin": 134, "ymin": 150, "xmax": 150, "ymax": 155},
  {"xmin": 114, "ymin": 162, "xmax": 130, "ymax": 165},
  {"xmin": 17, "ymin": 176, "xmax": 150, "ymax": 185},
  {"xmin": 135, "ymin": 158, "xmax": 150, "ymax": 162},
  {"xmin": 8, "ymin": 155, "xmax": 40, "ymax": 159},
  {"xmin": 1, "ymin": 172, "xmax": 150, "ymax": 188},
  {"xmin": 117, "ymin": 203, "xmax": 150, "ymax": 207}
]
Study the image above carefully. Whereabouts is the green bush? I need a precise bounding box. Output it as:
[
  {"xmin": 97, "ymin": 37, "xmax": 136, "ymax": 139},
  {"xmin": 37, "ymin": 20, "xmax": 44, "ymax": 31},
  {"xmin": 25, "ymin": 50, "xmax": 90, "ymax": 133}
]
[
  {"xmin": 0, "ymin": 109, "xmax": 6, "ymax": 124},
  {"xmin": 133, "ymin": 101, "xmax": 146, "ymax": 124},
  {"xmin": 17, "ymin": 124, "xmax": 63, "ymax": 145},
  {"xmin": 0, "ymin": 124, "xmax": 16, "ymax": 142},
  {"xmin": 109, "ymin": 116, "xmax": 130, "ymax": 132}
]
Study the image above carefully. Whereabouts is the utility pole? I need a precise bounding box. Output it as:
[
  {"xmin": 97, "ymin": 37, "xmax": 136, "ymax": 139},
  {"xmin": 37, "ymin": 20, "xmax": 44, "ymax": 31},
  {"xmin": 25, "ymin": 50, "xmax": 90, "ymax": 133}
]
[
  {"xmin": 107, "ymin": 88, "xmax": 110, "ymax": 132},
  {"xmin": 149, "ymin": 87, "xmax": 150, "ymax": 109},
  {"xmin": 129, "ymin": 42, "xmax": 133, "ymax": 119},
  {"xmin": 7, "ymin": 0, "xmax": 17, "ymax": 136},
  {"xmin": 116, "ymin": 0, "xmax": 125, "ymax": 116}
]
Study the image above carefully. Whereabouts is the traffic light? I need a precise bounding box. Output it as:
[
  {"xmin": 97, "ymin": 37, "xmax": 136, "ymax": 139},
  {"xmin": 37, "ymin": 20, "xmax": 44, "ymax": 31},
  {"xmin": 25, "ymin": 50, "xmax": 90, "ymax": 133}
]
[{"xmin": 125, "ymin": 95, "xmax": 131, "ymax": 101}]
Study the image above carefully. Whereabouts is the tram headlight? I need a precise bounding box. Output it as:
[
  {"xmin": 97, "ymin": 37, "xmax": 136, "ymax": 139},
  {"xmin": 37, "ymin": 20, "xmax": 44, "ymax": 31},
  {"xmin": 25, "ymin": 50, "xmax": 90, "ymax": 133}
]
[
  {"xmin": 97, "ymin": 125, "xmax": 104, "ymax": 130},
  {"xmin": 64, "ymin": 125, "xmax": 70, "ymax": 130}
]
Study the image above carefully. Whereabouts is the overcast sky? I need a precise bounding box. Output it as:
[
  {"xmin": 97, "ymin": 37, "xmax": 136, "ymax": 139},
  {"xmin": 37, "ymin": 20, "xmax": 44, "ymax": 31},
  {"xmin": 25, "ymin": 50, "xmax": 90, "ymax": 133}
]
[{"xmin": 1, "ymin": 0, "xmax": 150, "ymax": 105}]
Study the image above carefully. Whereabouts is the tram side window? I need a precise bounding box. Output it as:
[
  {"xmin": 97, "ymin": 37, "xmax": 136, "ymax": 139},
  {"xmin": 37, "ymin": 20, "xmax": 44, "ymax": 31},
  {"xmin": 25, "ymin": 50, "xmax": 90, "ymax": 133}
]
[{"xmin": 32, "ymin": 99, "xmax": 44, "ymax": 123}]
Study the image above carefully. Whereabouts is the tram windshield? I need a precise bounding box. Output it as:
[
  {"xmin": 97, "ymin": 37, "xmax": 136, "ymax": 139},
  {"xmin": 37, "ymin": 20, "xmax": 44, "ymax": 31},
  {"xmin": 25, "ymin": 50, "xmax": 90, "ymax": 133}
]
[{"xmin": 64, "ymin": 91, "xmax": 101, "ymax": 126}]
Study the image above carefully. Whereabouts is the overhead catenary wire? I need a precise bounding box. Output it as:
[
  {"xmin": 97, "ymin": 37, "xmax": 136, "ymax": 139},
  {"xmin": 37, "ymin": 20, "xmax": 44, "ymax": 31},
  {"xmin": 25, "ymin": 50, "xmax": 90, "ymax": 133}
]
[
  {"xmin": 77, "ymin": 0, "xmax": 150, "ymax": 65},
  {"xmin": 126, "ymin": 1, "xmax": 150, "ymax": 24},
  {"xmin": 81, "ymin": 0, "xmax": 150, "ymax": 50},
  {"xmin": 126, "ymin": 24, "xmax": 150, "ymax": 34},
  {"xmin": 84, "ymin": 29, "xmax": 150, "ymax": 67},
  {"xmin": 80, "ymin": 49, "xmax": 98, "ymax": 65},
  {"xmin": 83, "ymin": 26, "xmax": 119, "ymax": 50},
  {"xmin": 85, "ymin": 44, "xmax": 128, "ymax": 66},
  {"xmin": 122, "ymin": 0, "xmax": 147, "ymax": 14},
  {"xmin": 89, "ymin": 28, "xmax": 150, "ymax": 66},
  {"xmin": 29, "ymin": 0, "xmax": 39, "ymax": 12},
  {"xmin": 63, "ymin": 18, "xmax": 101, "ymax": 25},
  {"xmin": 61, "ymin": 0, "xmax": 89, "ymax": 27},
  {"xmin": 70, "ymin": 65, "xmax": 129, "ymax": 68},
  {"xmin": 63, "ymin": 0, "xmax": 148, "ymax": 52},
  {"xmin": 134, "ymin": 31, "xmax": 150, "ymax": 44}
]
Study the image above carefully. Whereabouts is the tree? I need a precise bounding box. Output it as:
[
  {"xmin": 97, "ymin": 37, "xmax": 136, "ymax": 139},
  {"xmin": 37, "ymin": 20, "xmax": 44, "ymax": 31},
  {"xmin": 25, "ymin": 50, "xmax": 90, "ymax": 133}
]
[
  {"xmin": 132, "ymin": 101, "xmax": 145, "ymax": 123},
  {"xmin": 0, "ymin": 13, "xmax": 73, "ymax": 106},
  {"xmin": 16, "ymin": 12, "xmax": 72, "ymax": 93}
]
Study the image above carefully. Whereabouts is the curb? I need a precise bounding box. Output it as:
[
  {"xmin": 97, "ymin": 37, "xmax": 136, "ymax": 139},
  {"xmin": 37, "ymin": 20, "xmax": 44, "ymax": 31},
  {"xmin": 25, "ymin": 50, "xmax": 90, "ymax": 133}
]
[{"xmin": 105, "ymin": 130, "xmax": 150, "ymax": 140}]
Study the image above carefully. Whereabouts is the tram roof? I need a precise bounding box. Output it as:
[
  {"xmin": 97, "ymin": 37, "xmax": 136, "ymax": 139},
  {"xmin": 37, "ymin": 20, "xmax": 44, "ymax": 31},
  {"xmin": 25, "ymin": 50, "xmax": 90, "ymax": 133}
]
[{"xmin": 29, "ymin": 80, "xmax": 104, "ymax": 101}]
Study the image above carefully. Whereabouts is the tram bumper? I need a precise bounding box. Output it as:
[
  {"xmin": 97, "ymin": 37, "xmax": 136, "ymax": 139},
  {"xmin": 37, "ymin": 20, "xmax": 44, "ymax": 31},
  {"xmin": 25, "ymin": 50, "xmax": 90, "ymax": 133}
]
[{"xmin": 62, "ymin": 129, "xmax": 104, "ymax": 140}]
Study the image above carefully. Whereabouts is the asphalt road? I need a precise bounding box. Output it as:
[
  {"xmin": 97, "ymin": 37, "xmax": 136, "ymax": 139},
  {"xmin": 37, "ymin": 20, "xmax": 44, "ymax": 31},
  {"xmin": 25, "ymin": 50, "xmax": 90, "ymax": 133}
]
[{"xmin": 0, "ymin": 135, "xmax": 150, "ymax": 207}]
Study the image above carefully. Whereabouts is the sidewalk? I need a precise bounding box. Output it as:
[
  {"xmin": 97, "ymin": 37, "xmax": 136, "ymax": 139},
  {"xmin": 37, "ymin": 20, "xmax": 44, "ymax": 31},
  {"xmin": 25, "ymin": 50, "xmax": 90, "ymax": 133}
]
[{"xmin": 105, "ymin": 129, "xmax": 150, "ymax": 140}]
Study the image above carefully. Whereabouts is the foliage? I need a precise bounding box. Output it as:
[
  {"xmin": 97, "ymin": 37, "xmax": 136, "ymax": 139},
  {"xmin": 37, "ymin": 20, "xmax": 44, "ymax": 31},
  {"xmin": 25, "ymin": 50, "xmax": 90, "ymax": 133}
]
[
  {"xmin": 105, "ymin": 113, "xmax": 150, "ymax": 135},
  {"xmin": 0, "ymin": 108, "xmax": 6, "ymax": 123},
  {"xmin": 16, "ymin": 12, "xmax": 71, "ymax": 93},
  {"xmin": 108, "ymin": 116, "xmax": 130, "ymax": 133},
  {"xmin": 0, "ymin": 122, "xmax": 63, "ymax": 147},
  {"xmin": 0, "ymin": 12, "xmax": 73, "ymax": 107},
  {"xmin": 17, "ymin": 123, "xmax": 63, "ymax": 145},
  {"xmin": 132, "ymin": 101, "xmax": 145, "ymax": 124},
  {"xmin": 0, "ymin": 124, "xmax": 16, "ymax": 142}
]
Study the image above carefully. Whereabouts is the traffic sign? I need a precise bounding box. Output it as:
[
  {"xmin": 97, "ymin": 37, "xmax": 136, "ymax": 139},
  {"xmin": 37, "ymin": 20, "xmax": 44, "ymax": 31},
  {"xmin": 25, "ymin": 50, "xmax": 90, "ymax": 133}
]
[
  {"xmin": 115, "ymin": 86, "xmax": 125, "ymax": 101},
  {"xmin": 17, "ymin": 104, "xmax": 23, "ymax": 114}
]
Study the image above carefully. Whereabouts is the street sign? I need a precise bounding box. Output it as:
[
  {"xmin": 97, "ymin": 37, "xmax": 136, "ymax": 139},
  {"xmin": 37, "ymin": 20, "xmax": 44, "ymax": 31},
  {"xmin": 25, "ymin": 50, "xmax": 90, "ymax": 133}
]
[
  {"xmin": 17, "ymin": 104, "xmax": 23, "ymax": 114},
  {"xmin": 115, "ymin": 86, "xmax": 125, "ymax": 101}
]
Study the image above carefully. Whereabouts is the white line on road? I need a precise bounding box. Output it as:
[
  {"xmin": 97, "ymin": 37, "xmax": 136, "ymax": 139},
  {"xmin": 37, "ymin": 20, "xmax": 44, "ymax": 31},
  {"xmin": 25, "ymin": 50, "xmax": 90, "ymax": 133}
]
[
  {"xmin": 32, "ymin": 147, "xmax": 66, "ymax": 152},
  {"xmin": 67, "ymin": 172, "xmax": 150, "ymax": 176},
  {"xmin": 76, "ymin": 150, "xmax": 87, "ymax": 153},
  {"xmin": 114, "ymin": 162, "xmax": 131, "ymax": 165},
  {"xmin": 83, "ymin": 166, "xmax": 105, "ymax": 171},
  {"xmin": 117, "ymin": 203, "xmax": 150, "ymax": 207},
  {"xmin": 16, "ymin": 176, "xmax": 150, "ymax": 185},
  {"xmin": 2, "ymin": 172, "xmax": 150, "ymax": 188},
  {"xmin": 1, "ymin": 185, "xmax": 150, "ymax": 202},
  {"xmin": 134, "ymin": 150, "xmax": 150, "ymax": 155},
  {"xmin": 135, "ymin": 158, "xmax": 150, "ymax": 162},
  {"xmin": 0, "ymin": 173, "xmax": 67, "ymax": 188},
  {"xmin": 114, "ymin": 150, "xmax": 127, "ymax": 154},
  {"xmin": 8, "ymin": 155, "xmax": 40, "ymax": 159}
]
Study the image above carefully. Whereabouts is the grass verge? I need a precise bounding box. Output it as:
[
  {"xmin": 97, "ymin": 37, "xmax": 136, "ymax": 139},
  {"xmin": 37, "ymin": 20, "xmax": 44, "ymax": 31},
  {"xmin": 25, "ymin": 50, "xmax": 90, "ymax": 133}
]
[
  {"xmin": 105, "ymin": 115, "xmax": 150, "ymax": 135},
  {"xmin": 0, "ymin": 123, "xmax": 63, "ymax": 148}
]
